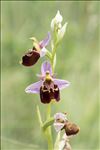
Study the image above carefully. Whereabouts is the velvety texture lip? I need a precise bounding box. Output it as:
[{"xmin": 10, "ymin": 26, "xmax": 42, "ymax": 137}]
[
  {"xmin": 64, "ymin": 121, "xmax": 80, "ymax": 136},
  {"xmin": 22, "ymin": 49, "xmax": 40, "ymax": 66},
  {"xmin": 40, "ymin": 81, "xmax": 60, "ymax": 104}
]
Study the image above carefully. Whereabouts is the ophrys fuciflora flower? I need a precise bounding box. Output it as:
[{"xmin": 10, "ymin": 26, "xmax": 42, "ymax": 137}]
[
  {"xmin": 54, "ymin": 113, "xmax": 80, "ymax": 136},
  {"xmin": 25, "ymin": 61, "xmax": 70, "ymax": 104},
  {"xmin": 21, "ymin": 32, "xmax": 51, "ymax": 66}
]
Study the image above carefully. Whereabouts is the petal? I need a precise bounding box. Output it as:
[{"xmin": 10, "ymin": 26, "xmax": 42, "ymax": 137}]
[
  {"xmin": 25, "ymin": 80, "xmax": 42, "ymax": 94},
  {"xmin": 54, "ymin": 122, "xmax": 65, "ymax": 132},
  {"xmin": 53, "ymin": 79, "xmax": 70, "ymax": 90},
  {"xmin": 40, "ymin": 47, "xmax": 47, "ymax": 57},
  {"xmin": 39, "ymin": 32, "xmax": 51, "ymax": 48},
  {"xmin": 55, "ymin": 10, "xmax": 63, "ymax": 23},
  {"xmin": 54, "ymin": 113, "xmax": 68, "ymax": 121},
  {"xmin": 57, "ymin": 22, "xmax": 68, "ymax": 42},
  {"xmin": 51, "ymin": 18, "xmax": 55, "ymax": 31},
  {"xmin": 41, "ymin": 61, "xmax": 52, "ymax": 76}
]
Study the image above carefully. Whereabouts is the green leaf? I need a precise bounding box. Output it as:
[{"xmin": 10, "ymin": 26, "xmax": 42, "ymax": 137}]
[
  {"xmin": 36, "ymin": 105, "xmax": 43, "ymax": 126},
  {"xmin": 42, "ymin": 117, "xmax": 54, "ymax": 131}
]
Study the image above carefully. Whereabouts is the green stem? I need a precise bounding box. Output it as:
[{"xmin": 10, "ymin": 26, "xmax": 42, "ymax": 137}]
[
  {"xmin": 45, "ymin": 41, "xmax": 58, "ymax": 149},
  {"xmin": 44, "ymin": 32, "xmax": 59, "ymax": 150},
  {"xmin": 46, "ymin": 104, "xmax": 53, "ymax": 150},
  {"xmin": 52, "ymin": 50, "xmax": 56, "ymax": 72},
  {"xmin": 51, "ymin": 42, "xmax": 58, "ymax": 73},
  {"xmin": 47, "ymin": 103, "xmax": 51, "ymax": 119}
]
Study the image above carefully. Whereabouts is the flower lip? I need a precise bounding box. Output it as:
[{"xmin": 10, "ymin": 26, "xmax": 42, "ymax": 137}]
[
  {"xmin": 64, "ymin": 122, "xmax": 80, "ymax": 136},
  {"xmin": 40, "ymin": 81, "xmax": 60, "ymax": 104},
  {"xmin": 22, "ymin": 49, "xmax": 40, "ymax": 66}
]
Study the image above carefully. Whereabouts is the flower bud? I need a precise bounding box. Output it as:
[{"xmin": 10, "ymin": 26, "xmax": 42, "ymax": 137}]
[
  {"xmin": 51, "ymin": 10, "xmax": 63, "ymax": 31},
  {"xmin": 57, "ymin": 22, "xmax": 68, "ymax": 43}
]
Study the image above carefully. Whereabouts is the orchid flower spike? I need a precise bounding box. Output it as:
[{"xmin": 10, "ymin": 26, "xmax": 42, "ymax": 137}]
[
  {"xmin": 25, "ymin": 61, "xmax": 70, "ymax": 104},
  {"xmin": 21, "ymin": 32, "xmax": 51, "ymax": 66}
]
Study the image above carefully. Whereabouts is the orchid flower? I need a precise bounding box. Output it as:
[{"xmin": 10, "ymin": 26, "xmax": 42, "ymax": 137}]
[
  {"xmin": 25, "ymin": 61, "xmax": 70, "ymax": 104},
  {"xmin": 54, "ymin": 112, "xmax": 80, "ymax": 136},
  {"xmin": 54, "ymin": 113, "xmax": 68, "ymax": 132},
  {"xmin": 21, "ymin": 32, "xmax": 51, "ymax": 66}
]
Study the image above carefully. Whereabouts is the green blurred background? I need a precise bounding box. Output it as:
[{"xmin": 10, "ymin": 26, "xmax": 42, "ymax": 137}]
[{"xmin": 1, "ymin": 1, "xmax": 99, "ymax": 150}]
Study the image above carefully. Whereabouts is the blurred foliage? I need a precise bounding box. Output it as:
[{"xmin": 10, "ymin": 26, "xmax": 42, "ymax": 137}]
[{"xmin": 1, "ymin": 1, "xmax": 99, "ymax": 150}]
